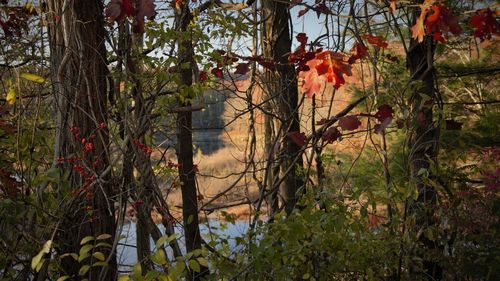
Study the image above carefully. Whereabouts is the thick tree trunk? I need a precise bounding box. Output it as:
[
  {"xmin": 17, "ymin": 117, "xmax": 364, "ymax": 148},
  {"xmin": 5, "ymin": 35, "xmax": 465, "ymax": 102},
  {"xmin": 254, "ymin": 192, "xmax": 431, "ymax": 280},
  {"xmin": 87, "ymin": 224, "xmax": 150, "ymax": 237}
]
[
  {"xmin": 407, "ymin": 9, "xmax": 442, "ymax": 280},
  {"xmin": 47, "ymin": 0, "xmax": 116, "ymax": 279},
  {"xmin": 261, "ymin": 0, "xmax": 303, "ymax": 214},
  {"xmin": 176, "ymin": 3, "xmax": 208, "ymax": 280}
]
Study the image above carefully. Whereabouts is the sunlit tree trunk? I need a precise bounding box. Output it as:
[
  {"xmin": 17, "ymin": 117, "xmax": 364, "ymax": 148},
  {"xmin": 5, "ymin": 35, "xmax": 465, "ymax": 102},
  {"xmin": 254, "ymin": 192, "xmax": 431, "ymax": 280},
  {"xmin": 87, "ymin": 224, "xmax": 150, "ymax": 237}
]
[
  {"xmin": 261, "ymin": 0, "xmax": 304, "ymax": 215},
  {"xmin": 47, "ymin": 0, "xmax": 116, "ymax": 279}
]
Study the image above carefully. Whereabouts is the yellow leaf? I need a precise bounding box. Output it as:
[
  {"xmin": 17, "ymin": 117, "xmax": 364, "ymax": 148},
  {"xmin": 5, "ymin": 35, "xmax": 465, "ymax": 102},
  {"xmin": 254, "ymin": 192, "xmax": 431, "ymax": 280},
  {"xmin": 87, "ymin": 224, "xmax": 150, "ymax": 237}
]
[
  {"xmin": 6, "ymin": 87, "xmax": 16, "ymax": 105},
  {"xmin": 20, "ymin": 73, "xmax": 45, "ymax": 84}
]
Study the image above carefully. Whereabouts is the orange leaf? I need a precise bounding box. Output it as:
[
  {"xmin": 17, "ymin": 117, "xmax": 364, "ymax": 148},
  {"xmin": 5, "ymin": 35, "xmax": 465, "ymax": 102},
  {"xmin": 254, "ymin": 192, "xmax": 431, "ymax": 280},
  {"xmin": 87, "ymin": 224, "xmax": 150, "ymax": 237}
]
[
  {"xmin": 363, "ymin": 34, "xmax": 388, "ymax": 48},
  {"xmin": 411, "ymin": 13, "xmax": 427, "ymax": 42},
  {"xmin": 389, "ymin": 1, "xmax": 396, "ymax": 12}
]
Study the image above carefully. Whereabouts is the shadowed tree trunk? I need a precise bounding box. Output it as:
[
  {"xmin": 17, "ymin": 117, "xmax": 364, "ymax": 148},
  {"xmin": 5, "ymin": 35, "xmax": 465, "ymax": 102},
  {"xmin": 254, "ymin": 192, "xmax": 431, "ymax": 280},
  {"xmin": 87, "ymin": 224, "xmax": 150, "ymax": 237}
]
[
  {"xmin": 261, "ymin": 0, "xmax": 304, "ymax": 215},
  {"xmin": 407, "ymin": 3, "xmax": 442, "ymax": 279},
  {"xmin": 47, "ymin": 0, "xmax": 116, "ymax": 280},
  {"xmin": 176, "ymin": 2, "xmax": 208, "ymax": 280}
]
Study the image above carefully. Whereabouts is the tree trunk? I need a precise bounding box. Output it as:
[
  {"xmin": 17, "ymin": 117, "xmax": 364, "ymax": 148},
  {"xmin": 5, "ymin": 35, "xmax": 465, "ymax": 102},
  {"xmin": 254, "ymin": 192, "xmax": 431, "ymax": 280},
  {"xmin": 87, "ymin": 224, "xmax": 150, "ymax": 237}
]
[
  {"xmin": 407, "ymin": 7, "xmax": 442, "ymax": 280},
  {"xmin": 47, "ymin": 0, "xmax": 116, "ymax": 279},
  {"xmin": 261, "ymin": 0, "xmax": 304, "ymax": 215},
  {"xmin": 176, "ymin": 3, "xmax": 208, "ymax": 280}
]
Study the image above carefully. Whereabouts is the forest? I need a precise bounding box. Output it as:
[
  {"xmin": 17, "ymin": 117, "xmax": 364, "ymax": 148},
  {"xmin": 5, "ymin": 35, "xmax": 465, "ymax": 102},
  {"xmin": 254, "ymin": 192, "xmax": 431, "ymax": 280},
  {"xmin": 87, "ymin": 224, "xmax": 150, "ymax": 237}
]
[{"xmin": 0, "ymin": 0, "xmax": 499, "ymax": 280}]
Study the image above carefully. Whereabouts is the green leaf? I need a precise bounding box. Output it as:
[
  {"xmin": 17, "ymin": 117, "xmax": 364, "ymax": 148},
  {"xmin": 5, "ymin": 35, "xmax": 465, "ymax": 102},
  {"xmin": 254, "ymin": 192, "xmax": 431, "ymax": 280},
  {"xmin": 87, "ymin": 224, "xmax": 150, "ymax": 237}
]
[
  {"xmin": 151, "ymin": 249, "xmax": 167, "ymax": 265},
  {"xmin": 302, "ymin": 273, "xmax": 311, "ymax": 279},
  {"xmin": 189, "ymin": 259, "xmax": 200, "ymax": 272},
  {"xmin": 20, "ymin": 73, "xmax": 45, "ymax": 84},
  {"xmin": 155, "ymin": 233, "xmax": 179, "ymax": 248},
  {"xmin": 95, "ymin": 242, "xmax": 112, "ymax": 248},
  {"xmin": 56, "ymin": 276, "xmax": 70, "ymax": 281},
  {"xmin": 31, "ymin": 240, "xmax": 52, "ymax": 271},
  {"xmin": 196, "ymin": 257, "xmax": 208, "ymax": 268},
  {"xmin": 118, "ymin": 276, "xmax": 131, "ymax": 281},
  {"xmin": 79, "ymin": 244, "xmax": 93, "ymax": 256},
  {"xmin": 78, "ymin": 252, "xmax": 91, "ymax": 263},
  {"xmin": 96, "ymin": 234, "xmax": 112, "ymax": 240},
  {"xmin": 92, "ymin": 261, "xmax": 108, "ymax": 267},
  {"xmin": 92, "ymin": 252, "xmax": 105, "ymax": 261},
  {"xmin": 80, "ymin": 236, "xmax": 95, "ymax": 245},
  {"xmin": 60, "ymin": 253, "xmax": 78, "ymax": 261},
  {"xmin": 79, "ymin": 265, "xmax": 90, "ymax": 276},
  {"xmin": 133, "ymin": 264, "xmax": 142, "ymax": 277}
]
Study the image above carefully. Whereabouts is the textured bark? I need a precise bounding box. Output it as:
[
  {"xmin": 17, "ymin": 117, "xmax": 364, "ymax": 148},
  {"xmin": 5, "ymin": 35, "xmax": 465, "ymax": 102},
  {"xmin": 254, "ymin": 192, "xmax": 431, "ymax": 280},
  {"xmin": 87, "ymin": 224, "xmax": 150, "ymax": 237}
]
[
  {"xmin": 176, "ymin": 3, "xmax": 208, "ymax": 280},
  {"xmin": 47, "ymin": 0, "xmax": 116, "ymax": 279},
  {"xmin": 261, "ymin": 0, "xmax": 304, "ymax": 214},
  {"xmin": 407, "ymin": 5, "xmax": 442, "ymax": 279}
]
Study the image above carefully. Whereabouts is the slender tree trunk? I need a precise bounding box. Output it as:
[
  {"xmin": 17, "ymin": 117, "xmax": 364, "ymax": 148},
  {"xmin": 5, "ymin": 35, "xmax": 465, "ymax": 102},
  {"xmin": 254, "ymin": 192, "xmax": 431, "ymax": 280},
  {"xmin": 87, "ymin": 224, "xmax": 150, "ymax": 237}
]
[
  {"xmin": 47, "ymin": 0, "xmax": 116, "ymax": 279},
  {"xmin": 407, "ymin": 8, "xmax": 442, "ymax": 280},
  {"xmin": 261, "ymin": 0, "xmax": 304, "ymax": 214},
  {"xmin": 176, "ymin": 3, "xmax": 208, "ymax": 280}
]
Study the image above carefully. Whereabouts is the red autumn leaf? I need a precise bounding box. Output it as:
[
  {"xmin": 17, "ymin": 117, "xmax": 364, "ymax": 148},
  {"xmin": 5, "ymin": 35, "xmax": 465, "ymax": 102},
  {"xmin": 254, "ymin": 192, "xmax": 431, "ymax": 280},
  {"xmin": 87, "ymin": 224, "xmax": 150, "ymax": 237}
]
[
  {"xmin": 314, "ymin": 51, "xmax": 352, "ymax": 89},
  {"xmin": 296, "ymin": 32, "xmax": 308, "ymax": 45},
  {"xmin": 137, "ymin": 0, "xmax": 156, "ymax": 21},
  {"xmin": 257, "ymin": 59, "xmax": 275, "ymax": 70},
  {"xmin": 412, "ymin": 1, "xmax": 461, "ymax": 43},
  {"xmin": 244, "ymin": 55, "xmax": 275, "ymax": 70},
  {"xmin": 364, "ymin": 34, "xmax": 388, "ymax": 48},
  {"xmin": 234, "ymin": 63, "xmax": 250, "ymax": 75},
  {"xmin": 322, "ymin": 127, "xmax": 341, "ymax": 143},
  {"xmin": 298, "ymin": 7, "xmax": 309, "ymax": 17},
  {"xmin": 347, "ymin": 42, "xmax": 368, "ymax": 64},
  {"xmin": 211, "ymin": 67, "xmax": 223, "ymax": 78},
  {"xmin": 445, "ymin": 119, "xmax": 462, "ymax": 130},
  {"xmin": 470, "ymin": 8, "xmax": 500, "ymax": 42},
  {"xmin": 385, "ymin": 54, "xmax": 399, "ymax": 63},
  {"xmin": 338, "ymin": 116, "xmax": 361, "ymax": 131},
  {"xmin": 315, "ymin": 3, "xmax": 331, "ymax": 18},
  {"xmin": 425, "ymin": 4, "xmax": 461, "ymax": 42},
  {"xmin": 121, "ymin": 0, "xmax": 136, "ymax": 16},
  {"xmin": 286, "ymin": 131, "xmax": 307, "ymax": 147},
  {"xmin": 375, "ymin": 104, "xmax": 394, "ymax": 123},
  {"xmin": 174, "ymin": 0, "xmax": 184, "ymax": 10},
  {"xmin": 299, "ymin": 58, "xmax": 325, "ymax": 97},
  {"xmin": 106, "ymin": 0, "xmax": 136, "ymax": 22},
  {"xmin": 199, "ymin": 71, "xmax": 208, "ymax": 82}
]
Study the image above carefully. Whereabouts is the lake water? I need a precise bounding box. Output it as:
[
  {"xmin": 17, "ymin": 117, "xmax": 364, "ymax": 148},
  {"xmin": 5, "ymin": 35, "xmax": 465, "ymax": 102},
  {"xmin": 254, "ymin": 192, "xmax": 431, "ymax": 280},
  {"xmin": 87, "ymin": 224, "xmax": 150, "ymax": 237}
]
[{"xmin": 117, "ymin": 220, "xmax": 250, "ymax": 269}]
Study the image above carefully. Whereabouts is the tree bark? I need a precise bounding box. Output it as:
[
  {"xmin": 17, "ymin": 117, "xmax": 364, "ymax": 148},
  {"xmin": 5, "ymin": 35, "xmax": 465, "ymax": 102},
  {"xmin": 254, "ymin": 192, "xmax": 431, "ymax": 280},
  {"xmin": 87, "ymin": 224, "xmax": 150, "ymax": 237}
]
[
  {"xmin": 176, "ymin": 3, "xmax": 208, "ymax": 280},
  {"xmin": 261, "ymin": 0, "xmax": 304, "ymax": 215},
  {"xmin": 407, "ymin": 5, "xmax": 442, "ymax": 279},
  {"xmin": 47, "ymin": 0, "xmax": 116, "ymax": 279}
]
